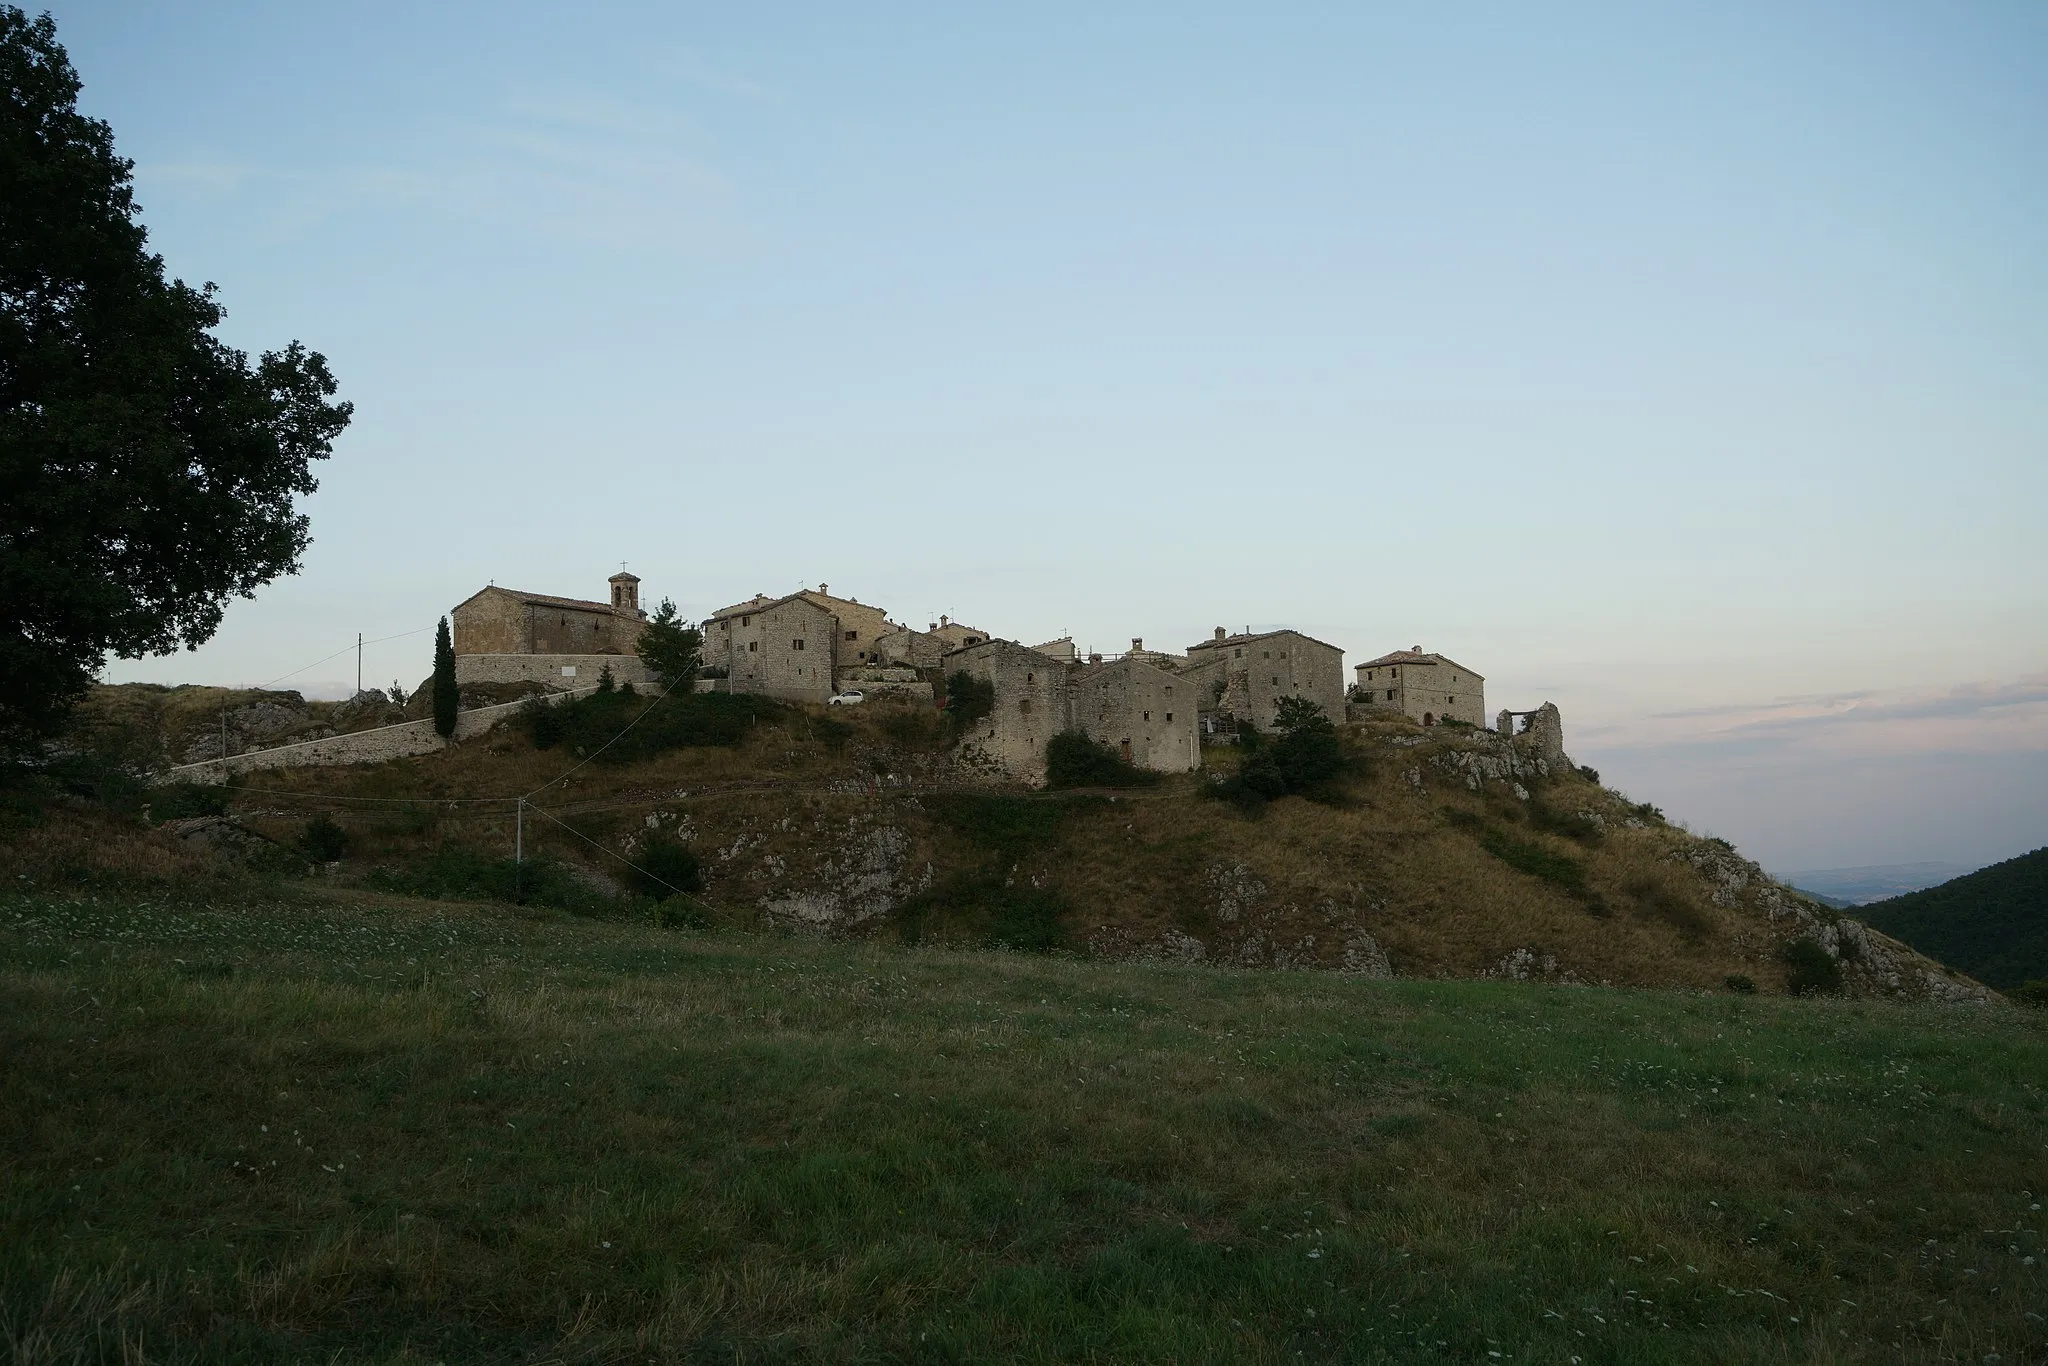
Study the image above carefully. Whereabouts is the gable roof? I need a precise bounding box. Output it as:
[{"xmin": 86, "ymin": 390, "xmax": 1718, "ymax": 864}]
[
  {"xmin": 707, "ymin": 592, "xmax": 834, "ymax": 623},
  {"xmin": 453, "ymin": 584, "xmax": 623, "ymax": 616},
  {"xmin": 1355, "ymin": 648, "xmax": 1482, "ymax": 677},
  {"xmin": 1184, "ymin": 627, "xmax": 1343, "ymax": 656},
  {"xmin": 939, "ymin": 638, "xmax": 1062, "ymax": 665}
]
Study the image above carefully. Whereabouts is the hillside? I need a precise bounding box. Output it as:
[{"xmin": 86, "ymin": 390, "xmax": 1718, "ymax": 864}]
[
  {"xmin": 36, "ymin": 683, "xmax": 1996, "ymax": 1005},
  {"xmin": 1856, "ymin": 847, "xmax": 2048, "ymax": 990},
  {"xmin": 1, "ymin": 879, "xmax": 2042, "ymax": 1361}
]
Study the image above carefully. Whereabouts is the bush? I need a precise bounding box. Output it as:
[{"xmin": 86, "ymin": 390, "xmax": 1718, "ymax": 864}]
[
  {"xmin": 2009, "ymin": 980, "xmax": 2048, "ymax": 1008},
  {"xmin": 1577, "ymin": 765, "xmax": 1601, "ymax": 784},
  {"xmin": 1210, "ymin": 701, "xmax": 1347, "ymax": 809},
  {"xmin": 364, "ymin": 848, "xmax": 616, "ymax": 915},
  {"xmin": 1624, "ymin": 871, "xmax": 1711, "ymax": 940},
  {"xmin": 524, "ymin": 690, "xmax": 782, "ymax": 761},
  {"xmin": 148, "ymin": 781, "xmax": 229, "ymax": 821},
  {"xmin": 1529, "ymin": 801, "xmax": 1603, "ymax": 844},
  {"xmin": 1045, "ymin": 730, "xmax": 1160, "ymax": 789},
  {"xmin": 1725, "ymin": 974, "xmax": 1757, "ymax": 994},
  {"xmin": 298, "ymin": 815, "xmax": 349, "ymax": 862},
  {"xmin": 629, "ymin": 833, "xmax": 702, "ymax": 902},
  {"xmin": 896, "ymin": 874, "xmax": 1069, "ymax": 953},
  {"xmin": 1781, "ymin": 937, "xmax": 1843, "ymax": 996}
]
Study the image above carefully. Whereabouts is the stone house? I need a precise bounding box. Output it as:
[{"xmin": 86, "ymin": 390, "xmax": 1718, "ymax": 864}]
[
  {"xmin": 1068, "ymin": 656, "xmax": 1200, "ymax": 773},
  {"xmin": 448, "ymin": 573, "xmax": 654, "ymax": 689},
  {"xmin": 703, "ymin": 593, "xmax": 841, "ymax": 703},
  {"xmin": 942, "ymin": 639, "xmax": 1071, "ymax": 780},
  {"xmin": 874, "ymin": 615, "xmax": 991, "ymax": 670},
  {"xmin": 1353, "ymin": 647, "xmax": 1485, "ymax": 727},
  {"xmin": 1181, "ymin": 627, "xmax": 1346, "ymax": 732}
]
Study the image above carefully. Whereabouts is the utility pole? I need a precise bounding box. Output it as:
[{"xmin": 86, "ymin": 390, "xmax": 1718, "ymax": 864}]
[
  {"xmin": 356, "ymin": 633, "xmax": 363, "ymax": 695},
  {"xmin": 514, "ymin": 797, "xmax": 524, "ymax": 900}
]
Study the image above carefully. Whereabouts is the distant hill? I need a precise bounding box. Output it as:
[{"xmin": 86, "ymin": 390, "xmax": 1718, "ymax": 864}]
[
  {"xmin": 1786, "ymin": 862, "xmax": 1972, "ymax": 906},
  {"xmin": 1855, "ymin": 848, "xmax": 2048, "ymax": 991}
]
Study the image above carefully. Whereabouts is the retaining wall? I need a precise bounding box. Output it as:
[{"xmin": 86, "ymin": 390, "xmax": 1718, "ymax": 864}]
[{"xmin": 162, "ymin": 687, "xmax": 597, "ymax": 784}]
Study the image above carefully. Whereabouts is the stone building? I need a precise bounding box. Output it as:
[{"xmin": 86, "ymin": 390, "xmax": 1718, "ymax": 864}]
[
  {"xmin": 1068, "ymin": 656, "xmax": 1200, "ymax": 773},
  {"xmin": 943, "ymin": 639, "xmax": 1071, "ymax": 780},
  {"xmin": 1181, "ymin": 627, "xmax": 1346, "ymax": 732},
  {"xmin": 702, "ymin": 592, "xmax": 843, "ymax": 703},
  {"xmin": 874, "ymin": 615, "xmax": 992, "ymax": 670},
  {"xmin": 1354, "ymin": 647, "xmax": 1485, "ymax": 727},
  {"xmin": 448, "ymin": 573, "xmax": 654, "ymax": 689}
]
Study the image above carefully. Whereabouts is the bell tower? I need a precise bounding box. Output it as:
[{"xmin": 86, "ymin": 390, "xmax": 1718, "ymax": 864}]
[{"xmin": 608, "ymin": 571, "xmax": 641, "ymax": 615}]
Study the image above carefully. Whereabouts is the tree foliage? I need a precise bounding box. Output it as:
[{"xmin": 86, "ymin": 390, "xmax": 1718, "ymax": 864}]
[
  {"xmin": 1044, "ymin": 730, "xmax": 1160, "ymax": 789},
  {"xmin": 637, "ymin": 597, "xmax": 701, "ymax": 693},
  {"xmin": 431, "ymin": 618, "xmax": 457, "ymax": 738},
  {"xmin": 0, "ymin": 9, "xmax": 351, "ymax": 751},
  {"xmin": 1213, "ymin": 699, "xmax": 1349, "ymax": 810},
  {"xmin": 943, "ymin": 670, "xmax": 994, "ymax": 734}
]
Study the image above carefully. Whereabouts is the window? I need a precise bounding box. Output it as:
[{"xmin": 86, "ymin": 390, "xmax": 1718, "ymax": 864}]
[
  {"xmin": 741, "ymin": 615, "xmax": 751, "ymax": 626},
  {"xmin": 1233, "ymin": 648, "xmax": 1242, "ymax": 659},
  {"xmin": 1449, "ymin": 695, "xmax": 1456, "ymax": 704},
  {"xmin": 1165, "ymin": 712, "xmax": 1173, "ymax": 722},
  {"xmin": 845, "ymin": 630, "xmax": 858, "ymax": 641},
  {"xmin": 1142, "ymin": 711, "xmax": 1150, "ymax": 722},
  {"xmin": 1271, "ymin": 676, "xmax": 1279, "ymax": 685},
  {"xmin": 1385, "ymin": 689, "xmax": 1394, "ymax": 701},
  {"xmin": 792, "ymin": 638, "xmax": 805, "ymax": 651},
  {"xmin": 1390, "ymin": 667, "xmax": 1398, "ymax": 678},
  {"xmin": 1026, "ymin": 673, "xmax": 1033, "ymax": 683},
  {"xmin": 966, "ymin": 635, "xmax": 982, "ymax": 645},
  {"xmin": 1263, "ymin": 651, "xmax": 1270, "ymax": 660},
  {"xmin": 748, "ymin": 641, "xmax": 758, "ymax": 653}
]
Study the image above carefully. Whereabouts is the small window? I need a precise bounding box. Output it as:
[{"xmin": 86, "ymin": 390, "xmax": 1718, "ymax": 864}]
[
  {"xmin": 1026, "ymin": 673, "xmax": 1034, "ymax": 683},
  {"xmin": 1390, "ymin": 666, "xmax": 1398, "ymax": 678},
  {"xmin": 967, "ymin": 636, "xmax": 982, "ymax": 645},
  {"xmin": 1385, "ymin": 689, "xmax": 1394, "ymax": 701},
  {"xmin": 845, "ymin": 630, "xmax": 858, "ymax": 641},
  {"xmin": 748, "ymin": 641, "xmax": 759, "ymax": 653},
  {"xmin": 741, "ymin": 615, "xmax": 751, "ymax": 626},
  {"xmin": 1142, "ymin": 711, "xmax": 1150, "ymax": 722},
  {"xmin": 1263, "ymin": 651, "xmax": 1270, "ymax": 660},
  {"xmin": 1165, "ymin": 711, "xmax": 1173, "ymax": 722},
  {"xmin": 793, "ymin": 638, "xmax": 805, "ymax": 651},
  {"xmin": 1233, "ymin": 648, "xmax": 1242, "ymax": 658},
  {"xmin": 1271, "ymin": 676, "xmax": 1279, "ymax": 685}
]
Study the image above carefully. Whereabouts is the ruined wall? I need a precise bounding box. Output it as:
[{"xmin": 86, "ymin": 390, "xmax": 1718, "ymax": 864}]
[
  {"xmin": 455, "ymin": 654, "xmax": 656, "ymax": 691},
  {"xmin": 160, "ymin": 688, "xmax": 594, "ymax": 784},
  {"xmin": 947, "ymin": 641, "xmax": 1071, "ymax": 783},
  {"xmin": 1069, "ymin": 658, "xmax": 1201, "ymax": 773}
]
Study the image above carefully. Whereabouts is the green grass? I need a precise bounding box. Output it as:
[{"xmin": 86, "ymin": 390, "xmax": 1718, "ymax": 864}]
[{"xmin": 2, "ymin": 880, "xmax": 2045, "ymax": 1363}]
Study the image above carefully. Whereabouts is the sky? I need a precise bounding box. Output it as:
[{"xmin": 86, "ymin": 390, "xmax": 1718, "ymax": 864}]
[{"xmin": 50, "ymin": 1, "xmax": 2048, "ymax": 876}]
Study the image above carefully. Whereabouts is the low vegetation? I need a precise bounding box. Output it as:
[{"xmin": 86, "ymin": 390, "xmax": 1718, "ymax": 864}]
[
  {"xmin": 0, "ymin": 880, "xmax": 2041, "ymax": 1362},
  {"xmin": 1045, "ymin": 729, "xmax": 1162, "ymax": 789}
]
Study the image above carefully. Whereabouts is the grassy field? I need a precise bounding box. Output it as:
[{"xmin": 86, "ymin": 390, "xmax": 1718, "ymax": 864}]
[{"xmin": 2, "ymin": 878, "xmax": 2043, "ymax": 1363}]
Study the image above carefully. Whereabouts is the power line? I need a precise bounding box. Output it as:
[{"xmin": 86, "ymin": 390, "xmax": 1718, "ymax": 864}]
[
  {"xmin": 521, "ymin": 800, "xmax": 697, "ymax": 901},
  {"xmin": 521, "ymin": 673, "xmax": 684, "ymax": 801}
]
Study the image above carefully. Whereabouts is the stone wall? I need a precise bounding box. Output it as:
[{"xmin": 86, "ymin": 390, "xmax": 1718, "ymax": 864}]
[
  {"xmin": 1186, "ymin": 630, "xmax": 1345, "ymax": 731},
  {"xmin": 160, "ymin": 687, "xmax": 595, "ymax": 784},
  {"xmin": 455, "ymin": 654, "xmax": 656, "ymax": 690},
  {"xmin": 1069, "ymin": 657, "xmax": 1201, "ymax": 773},
  {"xmin": 946, "ymin": 640, "xmax": 1070, "ymax": 783},
  {"xmin": 711, "ymin": 596, "xmax": 837, "ymax": 703},
  {"xmin": 1353, "ymin": 657, "xmax": 1485, "ymax": 727}
]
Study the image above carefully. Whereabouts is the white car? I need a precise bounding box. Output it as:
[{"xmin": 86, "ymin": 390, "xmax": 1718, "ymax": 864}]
[{"xmin": 827, "ymin": 689, "xmax": 866, "ymax": 706}]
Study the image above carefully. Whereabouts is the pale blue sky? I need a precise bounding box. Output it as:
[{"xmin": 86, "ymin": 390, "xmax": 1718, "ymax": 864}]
[{"xmin": 57, "ymin": 2, "xmax": 2048, "ymax": 873}]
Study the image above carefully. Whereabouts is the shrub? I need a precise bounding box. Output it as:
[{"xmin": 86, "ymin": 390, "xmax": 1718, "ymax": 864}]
[
  {"xmin": 298, "ymin": 815, "xmax": 349, "ymax": 862},
  {"xmin": 1725, "ymin": 974, "xmax": 1757, "ymax": 994},
  {"xmin": 364, "ymin": 848, "xmax": 616, "ymax": 915},
  {"xmin": 1624, "ymin": 871, "xmax": 1712, "ymax": 940},
  {"xmin": 524, "ymin": 690, "xmax": 781, "ymax": 761},
  {"xmin": 1480, "ymin": 828, "xmax": 1589, "ymax": 896},
  {"xmin": 2009, "ymin": 980, "xmax": 2048, "ymax": 1008},
  {"xmin": 148, "ymin": 781, "xmax": 229, "ymax": 821},
  {"xmin": 1529, "ymin": 802, "xmax": 1603, "ymax": 844},
  {"xmin": 1781, "ymin": 937, "xmax": 1843, "ymax": 996},
  {"xmin": 1210, "ymin": 701, "xmax": 1347, "ymax": 810},
  {"xmin": 1577, "ymin": 765, "xmax": 1601, "ymax": 784},
  {"xmin": 878, "ymin": 707, "xmax": 946, "ymax": 751},
  {"xmin": 1045, "ymin": 730, "xmax": 1160, "ymax": 789},
  {"xmin": 628, "ymin": 833, "xmax": 701, "ymax": 901}
]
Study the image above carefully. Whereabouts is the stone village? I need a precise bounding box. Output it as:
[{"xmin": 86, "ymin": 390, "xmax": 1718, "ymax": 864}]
[{"xmin": 445, "ymin": 573, "xmax": 1565, "ymax": 784}]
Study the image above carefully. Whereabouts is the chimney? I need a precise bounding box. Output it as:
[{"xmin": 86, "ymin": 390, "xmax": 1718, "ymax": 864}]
[
  {"xmin": 1213, "ymin": 626, "xmax": 1226, "ymax": 642},
  {"xmin": 1131, "ymin": 637, "xmax": 1143, "ymax": 653},
  {"xmin": 928, "ymin": 622, "xmax": 938, "ymax": 632},
  {"xmin": 941, "ymin": 614, "xmax": 950, "ymax": 628},
  {"xmin": 1412, "ymin": 644, "xmax": 1422, "ymax": 653},
  {"xmin": 1089, "ymin": 652, "xmax": 1102, "ymax": 665},
  {"xmin": 819, "ymin": 583, "xmax": 829, "ymax": 595}
]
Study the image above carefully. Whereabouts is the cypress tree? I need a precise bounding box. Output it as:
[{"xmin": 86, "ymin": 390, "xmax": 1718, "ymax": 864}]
[{"xmin": 431, "ymin": 616, "xmax": 457, "ymax": 737}]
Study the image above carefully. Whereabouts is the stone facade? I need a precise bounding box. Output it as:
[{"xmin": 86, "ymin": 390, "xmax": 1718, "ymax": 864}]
[
  {"xmin": 705, "ymin": 593, "xmax": 840, "ymax": 704},
  {"xmin": 1069, "ymin": 656, "xmax": 1200, "ymax": 773},
  {"xmin": 794, "ymin": 586, "xmax": 893, "ymax": 668},
  {"xmin": 1353, "ymin": 647, "xmax": 1486, "ymax": 727},
  {"xmin": 1182, "ymin": 627, "xmax": 1346, "ymax": 732},
  {"xmin": 454, "ymin": 653, "xmax": 656, "ymax": 691},
  {"xmin": 943, "ymin": 640, "xmax": 1071, "ymax": 781},
  {"xmin": 450, "ymin": 574, "xmax": 646, "ymax": 657}
]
